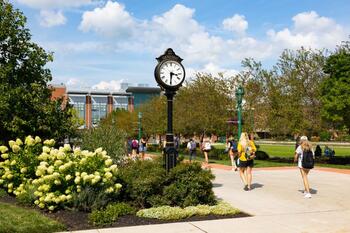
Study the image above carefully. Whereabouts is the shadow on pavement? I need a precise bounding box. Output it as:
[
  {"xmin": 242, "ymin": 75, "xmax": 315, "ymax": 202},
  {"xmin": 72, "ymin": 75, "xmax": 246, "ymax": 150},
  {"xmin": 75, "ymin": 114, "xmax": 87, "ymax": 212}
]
[
  {"xmin": 213, "ymin": 183, "xmax": 223, "ymax": 187},
  {"xmin": 298, "ymin": 188, "xmax": 318, "ymax": 194},
  {"xmin": 251, "ymin": 183, "xmax": 264, "ymax": 190}
]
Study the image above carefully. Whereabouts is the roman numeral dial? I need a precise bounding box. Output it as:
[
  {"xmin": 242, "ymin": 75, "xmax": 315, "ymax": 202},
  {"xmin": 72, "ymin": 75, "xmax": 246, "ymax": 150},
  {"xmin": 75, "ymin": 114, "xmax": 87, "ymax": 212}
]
[{"xmin": 158, "ymin": 60, "xmax": 185, "ymax": 87}]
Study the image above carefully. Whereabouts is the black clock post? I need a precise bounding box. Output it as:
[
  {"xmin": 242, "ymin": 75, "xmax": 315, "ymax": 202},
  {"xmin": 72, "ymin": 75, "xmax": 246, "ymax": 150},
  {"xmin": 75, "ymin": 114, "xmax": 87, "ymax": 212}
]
[{"xmin": 154, "ymin": 48, "xmax": 185, "ymax": 172}]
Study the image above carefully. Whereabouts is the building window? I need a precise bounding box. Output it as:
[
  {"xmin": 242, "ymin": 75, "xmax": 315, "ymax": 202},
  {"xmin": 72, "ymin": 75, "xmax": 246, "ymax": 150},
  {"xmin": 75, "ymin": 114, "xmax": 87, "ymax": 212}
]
[
  {"xmin": 113, "ymin": 96, "xmax": 128, "ymax": 110},
  {"xmin": 92, "ymin": 96, "xmax": 107, "ymax": 126},
  {"xmin": 69, "ymin": 95, "xmax": 86, "ymax": 127}
]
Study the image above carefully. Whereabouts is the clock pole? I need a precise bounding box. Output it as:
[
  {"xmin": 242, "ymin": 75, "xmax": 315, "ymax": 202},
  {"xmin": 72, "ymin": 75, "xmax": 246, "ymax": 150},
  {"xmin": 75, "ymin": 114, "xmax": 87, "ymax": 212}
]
[
  {"xmin": 154, "ymin": 48, "xmax": 185, "ymax": 172},
  {"xmin": 164, "ymin": 89, "xmax": 177, "ymax": 172}
]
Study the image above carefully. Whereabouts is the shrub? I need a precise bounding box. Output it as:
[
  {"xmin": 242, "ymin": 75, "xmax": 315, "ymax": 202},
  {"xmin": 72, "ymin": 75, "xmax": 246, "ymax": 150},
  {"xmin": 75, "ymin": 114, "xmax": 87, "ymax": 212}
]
[
  {"xmin": 88, "ymin": 202, "xmax": 135, "ymax": 226},
  {"xmin": 209, "ymin": 202, "xmax": 240, "ymax": 215},
  {"xmin": 158, "ymin": 162, "xmax": 216, "ymax": 207},
  {"xmin": 80, "ymin": 125, "xmax": 127, "ymax": 163},
  {"xmin": 117, "ymin": 159, "xmax": 166, "ymax": 208},
  {"xmin": 71, "ymin": 186, "xmax": 113, "ymax": 211},
  {"xmin": 16, "ymin": 183, "xmax": 36, "ymax": 206},
  {"xmin": 0, "ymin": 136, "xmax": 123, "ymax": 211},
  {"xmin": 319, "ymin": 131, "xmax": 331, "ymax": 141},
  {"xmin": 209, "ymin": 147, "xmax": 227, "ymax": 160},
  {"xmin": 117, "ymin": 160, "xmax": 216, "ymax": 208},
  {"xmin": 0, "ymin": 188, "xmax": 7, "ymax": 198},
  {"xmin": 255, "ymin": 151, "xmax": 269, "ymax": 160},
  {"xmin": 136, "ymin": 202, "xmax": 240, "ymax": 220}
]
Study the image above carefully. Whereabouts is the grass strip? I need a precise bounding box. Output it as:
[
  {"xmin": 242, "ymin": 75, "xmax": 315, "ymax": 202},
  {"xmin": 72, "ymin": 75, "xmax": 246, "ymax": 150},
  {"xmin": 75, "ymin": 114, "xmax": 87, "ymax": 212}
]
[{"xmin": 0, "ymin": 202, "xmax": 66, "ymax": 233}]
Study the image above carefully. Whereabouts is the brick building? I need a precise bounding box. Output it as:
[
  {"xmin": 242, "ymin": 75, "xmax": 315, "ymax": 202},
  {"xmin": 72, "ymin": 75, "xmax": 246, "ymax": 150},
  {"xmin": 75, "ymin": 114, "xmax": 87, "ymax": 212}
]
[{"xmin": 51, "ymin": 84, "xmax": 161, "ymax": 129}]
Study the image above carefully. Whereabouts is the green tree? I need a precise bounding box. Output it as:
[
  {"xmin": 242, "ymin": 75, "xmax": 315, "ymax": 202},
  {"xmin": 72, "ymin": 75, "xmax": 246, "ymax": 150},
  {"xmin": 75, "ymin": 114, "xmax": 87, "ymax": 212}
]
[
  {"xmin": 0, "ymin": 1, "xmax": 78, "ymax": 142},
  {"xmin": 174, "ymin": 73, "xmax": 234, "ymax": 137},
  {"xmin": 101, "ymin": 109, "xmax": 137, "ymax": 137},
  {"xmin": 139, "ymin": 96, "xmax": 167, "ymax": 137},
  {"xmin": 239, "ymin": 47, "xmax": 327, "ymax": 137},
  {"xmin": 321, "ymin": 41, "xmax": 350, "ymax": 133}
]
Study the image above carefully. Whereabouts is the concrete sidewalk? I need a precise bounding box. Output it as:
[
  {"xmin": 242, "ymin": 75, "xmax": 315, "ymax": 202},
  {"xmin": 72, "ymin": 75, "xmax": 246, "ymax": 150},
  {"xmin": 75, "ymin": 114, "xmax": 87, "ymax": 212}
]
[{"xmin": 62, "ymin": 167, "xmax": 350, "ymax": 233}]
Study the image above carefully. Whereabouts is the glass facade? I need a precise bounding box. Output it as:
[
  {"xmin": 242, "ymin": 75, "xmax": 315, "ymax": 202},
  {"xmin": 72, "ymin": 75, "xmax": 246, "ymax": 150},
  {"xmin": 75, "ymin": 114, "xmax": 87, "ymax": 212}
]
[
  {"xmin": 69, "ymin": 95, "xmax": 86, "ymax": 127},
  {"xmin": 113, "ymin": 96, "xmax": 128, "ymax": 110},
  {"xmin": 91, "ymin": 96, "xmax": 107, "ymax": 126}
]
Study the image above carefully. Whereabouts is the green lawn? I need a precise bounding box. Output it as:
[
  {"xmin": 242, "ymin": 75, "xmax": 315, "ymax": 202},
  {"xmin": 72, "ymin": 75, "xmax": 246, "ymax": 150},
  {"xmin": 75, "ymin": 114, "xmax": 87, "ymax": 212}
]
[
  {"xmin": 212, "ymin": 143, "xmax": 350, "ymax": 157},
  {"xmin": 149, "ymin": 151, "xmax": 350, "ymax": 169},
  {"xmin": 258, "ymin": 144, "xmax": 350, "ymax": 157},
  {"xmin": 0, "ymin": 202, "xmax": 66, "ymax": 233}
]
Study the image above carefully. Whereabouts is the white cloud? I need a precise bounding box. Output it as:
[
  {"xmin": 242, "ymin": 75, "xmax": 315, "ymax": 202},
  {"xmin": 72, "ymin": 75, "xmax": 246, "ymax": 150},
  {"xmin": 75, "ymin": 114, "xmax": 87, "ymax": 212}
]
[
  {"xmin": 152, "ymin": 4, "xmax": 203, "ymax": 39},
  {"xmin": 186, "ymin": 63, "xmax": 238, "ymax": 80},
  {"xmin": 16, "ymin": 0, "xmax": 94, "ymax": 9},
  {"xmin": 92, "ymin": 80, "xmax": 124, "ymax": 91},
  {"xmin": 222, "ymin": 14, "xmax": 248, "ymax": 35},
  {"xmin": 54, "ymin": 5, "xmax": 348, "ymax": 86},
  {"xmin": 79, "ymin": 1, "xmax": 135, "ymax": 37},
  {"xmin": 39, "ymin": 10, "xmax": 66, "ymax": 27},
  {"xmin": 268, "ymin": 11, "xmax": 347, "ymax": 50},
  {"xmin": 66, "ymin": 78, "xmax": 81, "ymax": 86},
  {"xmin": 42, "ymin": 41, "xmax": 109, "ymax": 54}
]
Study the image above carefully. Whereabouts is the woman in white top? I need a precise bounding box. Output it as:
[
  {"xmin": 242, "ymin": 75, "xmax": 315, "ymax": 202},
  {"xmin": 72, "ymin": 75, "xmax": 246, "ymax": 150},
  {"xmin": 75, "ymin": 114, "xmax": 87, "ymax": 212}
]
[
  {"xmin": 201, "ymin": 136, "xmax": 211, "ymax": 166},
  {"xmin": 294, "ymin": 136, "xmax": 314, "ymax": 198}
]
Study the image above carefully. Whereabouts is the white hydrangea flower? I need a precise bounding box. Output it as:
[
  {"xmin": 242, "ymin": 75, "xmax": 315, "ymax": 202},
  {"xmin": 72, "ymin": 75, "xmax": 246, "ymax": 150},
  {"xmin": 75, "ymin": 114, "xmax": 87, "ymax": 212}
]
[
  {"xmin": 42, "ymin": 146, "xmax": 51, "ymax": 153},
  {"xmin": 95, "ymin": 147, "xmax": 103, "ymax": 154},
  {"xmin": 8, "ymin": 140, "xmax": 15, "ymax": 148},
  {"xmin": 20, "ymin": 167, "xmax": 27, "ymax": 173},
  {"xmin": 63, "ymin": 144, "xmax": 71, "ymax": 152},
  {"xmin": 104, "ymin": 159, "xmax": 113, "ymax": 166},
  {"xmin": 15, "ymin": 138, "xmax": 23, "ymax": 146},
  {"xmin": 25, "ymin": 136, "xmax": 35, "ymax": 146},
  {"xmin": 12, "ymin": 144, "xmax": 20, "ymax": 153},
  {"xmin": 0, "ymin": 146, "xmax": 8, "ymax": 153},
  {"xmin": 35, "ymin": 136, "xmax": 41, "ymax": 143}
]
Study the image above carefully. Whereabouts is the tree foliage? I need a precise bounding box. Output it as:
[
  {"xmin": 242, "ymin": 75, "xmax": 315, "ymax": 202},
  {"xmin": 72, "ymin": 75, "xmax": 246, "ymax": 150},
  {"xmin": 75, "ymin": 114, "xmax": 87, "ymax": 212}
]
[
  {"xmin": 240, "ymin": 47, "xmax": 327, "ymax": 137},
  {"xmin": 101, "ymin": 109, "xmax": 137, "ymax": 137},
  {"xmin": 0, "ymin": 1, "xmax": 78, "ymax": 142},
  {"xmin": 174, "ymin": 73, "xmax": 234, "ymax": 137},
  {"xmin": 321, "ymin": 41, "xmax": 350, "ymax": 133}
]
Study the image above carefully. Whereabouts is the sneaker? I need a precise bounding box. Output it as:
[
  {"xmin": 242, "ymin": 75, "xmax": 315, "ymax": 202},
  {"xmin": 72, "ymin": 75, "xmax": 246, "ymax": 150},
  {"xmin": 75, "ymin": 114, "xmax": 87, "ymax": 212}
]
[
  {"xmin": 304, "ymin": 193, "xmax": 312, "ymax": 198},
  {"xmin": 244, "ymin": 185, "xmax": 249, "ymax": 191}
]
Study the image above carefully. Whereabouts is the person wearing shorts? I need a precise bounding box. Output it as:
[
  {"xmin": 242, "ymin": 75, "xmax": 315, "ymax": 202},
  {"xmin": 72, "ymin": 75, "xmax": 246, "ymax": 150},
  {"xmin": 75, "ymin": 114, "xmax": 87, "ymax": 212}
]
[
  {"xmin": 294, "ymin": 136, "xmax": 314, "ymax": 198},
  {"xmin": 201, "ymin": 137, "xmax": 211, "ymax": 166},
  {"xmin": 237, "ymin": 132, "xmax": 256, "ymax": 191}
]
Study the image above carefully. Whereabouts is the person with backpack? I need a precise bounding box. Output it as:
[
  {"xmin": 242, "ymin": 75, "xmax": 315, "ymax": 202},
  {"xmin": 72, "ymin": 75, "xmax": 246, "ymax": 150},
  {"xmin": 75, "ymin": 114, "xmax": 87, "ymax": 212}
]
[
  {"xmin": 294, "ymin": 136, "xmax": 315, "ymax": 198},
  {"xmin": 187, "ymin": 138, "xmax": 197, "ymax": 162},
  {"xmin": 131, "ymin": 137, "xmax": 139, "ymax": 157},
  {"xmin": 226, "ymin": 135, "xmax": 238, "ymax": 171},
  {"xmin": 237, "ymin": 132, "xmax": 256, "ymax": 191}
]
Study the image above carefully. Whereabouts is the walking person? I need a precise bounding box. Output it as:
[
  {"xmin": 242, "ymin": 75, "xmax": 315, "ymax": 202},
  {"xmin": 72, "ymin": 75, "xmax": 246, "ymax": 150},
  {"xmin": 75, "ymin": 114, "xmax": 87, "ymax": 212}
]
[
  {"xmin": 201, "ymin": 136, "xmax": 211, "ymax": 167},
  {"xmin": 237, "ymin": 132, "xmax": 256, "ymax": 191},
  {"xmin": 139, "ymin": 137, "xmax": 147, "ymax": 160},
  {"xmin": 227, "ymin": 135, "xmax": 238, "ymax": 171},
  {"xmin": 187, "ymin": 138, "xmax": 197, "ymax": 162},
  {"xmin": 131, "ymin": 137, "xmax": 139, "ymax": 158},
  {"xmin": 294, "ymin": 136, "xmax": 315, "ymax": 198}
]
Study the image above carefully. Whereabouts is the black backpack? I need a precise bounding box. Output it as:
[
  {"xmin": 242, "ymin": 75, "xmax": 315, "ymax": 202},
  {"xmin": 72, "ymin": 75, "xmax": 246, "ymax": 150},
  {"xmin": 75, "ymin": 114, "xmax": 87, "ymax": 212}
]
[{"xmin": 302, "ymin": 150, "xmax": 314, "ymax": 169}]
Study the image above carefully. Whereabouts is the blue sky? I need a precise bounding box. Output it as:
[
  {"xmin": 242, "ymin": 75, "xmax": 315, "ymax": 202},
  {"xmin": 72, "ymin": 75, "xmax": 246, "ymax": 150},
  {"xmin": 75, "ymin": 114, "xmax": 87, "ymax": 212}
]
[{"xmin": 10, "ymin": 0, "xmax": 350, "ymax": 90}]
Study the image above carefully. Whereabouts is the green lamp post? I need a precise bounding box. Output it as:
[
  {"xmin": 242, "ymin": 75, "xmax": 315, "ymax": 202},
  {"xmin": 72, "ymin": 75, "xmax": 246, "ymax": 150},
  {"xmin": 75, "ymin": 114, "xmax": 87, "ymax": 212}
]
[
  {"xmin": 235, "ymin": 86, "xmax": 244, "ymax": 139},
  {"xmin": 138, "ymin": 112, "xmax": 142, "ymax": 141}
]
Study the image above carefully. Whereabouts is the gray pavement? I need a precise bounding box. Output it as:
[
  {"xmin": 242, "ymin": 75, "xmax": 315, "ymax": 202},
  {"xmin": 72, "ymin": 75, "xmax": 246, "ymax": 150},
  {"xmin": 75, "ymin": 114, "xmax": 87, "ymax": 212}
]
[{"xmin": 62, "ymin": 168, "xmax": 350, "ymax": 233}]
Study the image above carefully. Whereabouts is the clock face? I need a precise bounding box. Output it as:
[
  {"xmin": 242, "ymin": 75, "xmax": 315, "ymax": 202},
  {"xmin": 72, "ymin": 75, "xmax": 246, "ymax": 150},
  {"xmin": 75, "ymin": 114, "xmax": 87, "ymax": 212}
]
[{"xmin": 158, "ymin": 61, "xmax": 185, "ymax": 87}]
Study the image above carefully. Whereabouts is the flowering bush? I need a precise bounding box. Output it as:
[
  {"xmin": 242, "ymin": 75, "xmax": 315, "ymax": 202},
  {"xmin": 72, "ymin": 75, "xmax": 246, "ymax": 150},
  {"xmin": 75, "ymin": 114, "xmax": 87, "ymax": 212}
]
[
  {"xmin": 136, "ymin": 202, "xmax": 240, "ymax": 220},
  {"xmin": 0, "ymin": 136, "xmax": 122, "ymax": 211}
]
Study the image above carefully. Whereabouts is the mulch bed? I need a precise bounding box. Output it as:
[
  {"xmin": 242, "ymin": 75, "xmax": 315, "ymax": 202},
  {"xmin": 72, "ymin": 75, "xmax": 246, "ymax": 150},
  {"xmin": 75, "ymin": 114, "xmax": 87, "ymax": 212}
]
[{"xmin": 0, "ymin": 195, "xmax": 251, "ymax": 231}]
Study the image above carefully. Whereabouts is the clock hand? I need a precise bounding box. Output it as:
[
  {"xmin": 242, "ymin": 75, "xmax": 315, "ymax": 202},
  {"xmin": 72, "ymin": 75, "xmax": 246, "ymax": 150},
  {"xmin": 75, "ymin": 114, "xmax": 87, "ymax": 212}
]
[{"xmin": 170, "ymin": 72, "xmax": 174, "ymax": 85}]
